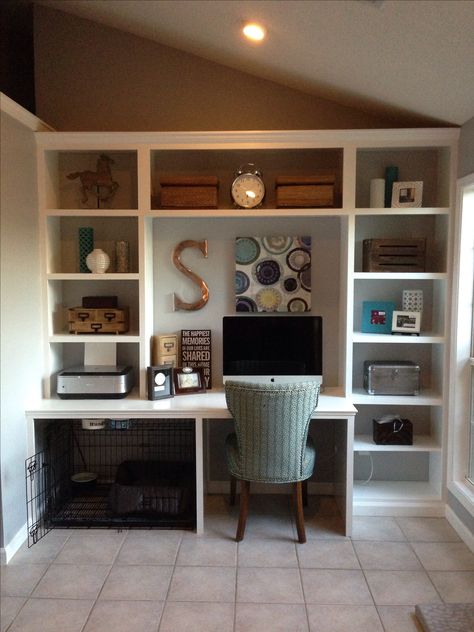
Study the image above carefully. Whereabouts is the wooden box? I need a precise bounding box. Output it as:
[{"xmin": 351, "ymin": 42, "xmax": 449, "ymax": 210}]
[
  {"xmin": 160, "ymin": 176, "xmax": 219, "ymax": 209},
  {"xmin": 68, "ymin": 307, "xmax": 129, "ymax": 334},
  {"xmin": 363, "ymin": 238, "xmax": 426, "ymax": 272},
  {"xmin": 275, "ymin": 175, "xmax": 335, "ymax": 208},
  {"xmin": 152, "ymin": 334, "xmax": 178, "ymax": 366}
]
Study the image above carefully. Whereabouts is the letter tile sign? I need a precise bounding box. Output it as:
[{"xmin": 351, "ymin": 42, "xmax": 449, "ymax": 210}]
[{"xmin": 235, "ymin": 236, "xmax": 311, "ymax": 312}]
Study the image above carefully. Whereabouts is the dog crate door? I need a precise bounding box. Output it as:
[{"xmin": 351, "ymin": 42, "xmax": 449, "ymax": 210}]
[{"xmin": 25, "ymin": 450, "xmax": 54, "ymax": 547}]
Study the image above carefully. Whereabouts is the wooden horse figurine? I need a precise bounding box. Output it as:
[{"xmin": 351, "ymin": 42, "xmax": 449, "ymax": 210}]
[{"xmin": 67, "ymin": 154, "xmax": 119, "ymax": 205}]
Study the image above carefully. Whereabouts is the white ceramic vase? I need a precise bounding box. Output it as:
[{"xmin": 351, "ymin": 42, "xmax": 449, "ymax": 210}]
[{"xmin": 86, "ymin": 248, "xmax": 110, "ymax": 274}]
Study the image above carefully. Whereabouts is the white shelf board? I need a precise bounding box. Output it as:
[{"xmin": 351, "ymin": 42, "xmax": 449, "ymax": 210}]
[
  {"xmin": 148, "ymin": 207, "xmax": 346, "ymax": 219},
  {"xmin": 44, "ymin": 209, "xmax": 139, "ymax": 217},
  {"xmin": 47, "ymin": 273, "xmax": 140, "ymax": 281},
  {"xmin": 353, "ymin": 272, "xmax": 447, "ymax": 280},
  {"xmin": 49, "ymin": 333, "xmax": 140, "ymax": 343},
  {"xmin": 352, "ymin": 388, "xmax": 443, "ymax": 406},
  {"xmin": 354, "ymin": 434, "xmax": 441, "ymax": 452},
  {"xmin": 353, "ymin": 480, "xmax": 440, "ymax": 502},
  {"xmin": 352, "ymin": 332, "xmax": 445, "ymax": 344},
  {"xmin": 354, "ymin": 207, "xmax": 450, "ymax": 216}
]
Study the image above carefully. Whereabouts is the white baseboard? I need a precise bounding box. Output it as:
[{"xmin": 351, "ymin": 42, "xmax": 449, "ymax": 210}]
[
  {"xmin": 446, "ymin": 506, "xmax": 474, "ymax": 553},
  {"xmin": 353, "ymin": 502, "xmax": 445, "ymax": 517},
  {"xmin": 1, "ymin": 522, "xmax": 27, "ymax": 565}
]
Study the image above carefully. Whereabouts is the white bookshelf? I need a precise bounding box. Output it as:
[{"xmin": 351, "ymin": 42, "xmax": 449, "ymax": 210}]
[{"xmin": 35, "ymin": 128, "xmax": 459, "ymax": 515}]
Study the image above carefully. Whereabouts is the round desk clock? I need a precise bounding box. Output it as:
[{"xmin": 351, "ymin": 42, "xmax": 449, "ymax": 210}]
[{"xmin": 231, "ymin": 163, "xmax": 265, "ymax": 209}]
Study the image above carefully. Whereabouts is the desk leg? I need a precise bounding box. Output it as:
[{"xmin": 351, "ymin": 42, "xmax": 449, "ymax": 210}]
[
  {"xmin": 345, "ymin": 415, "xmax": 354, "ymax": 537},
  {"xmin": 195, "ymin": 417, "xmax": 204, "ymax": 534},
  {"xmin": 333, "ymin": 416, "xmax": 354, "ymax": 537}
]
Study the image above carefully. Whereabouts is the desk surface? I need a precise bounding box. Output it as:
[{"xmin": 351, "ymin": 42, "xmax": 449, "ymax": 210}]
[{"xmin": 26, "ymin": 387, "xmax": 357, "ymax": 419}]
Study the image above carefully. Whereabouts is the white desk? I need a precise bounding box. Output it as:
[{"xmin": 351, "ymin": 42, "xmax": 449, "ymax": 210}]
[{"xmin": 26, "ymin": 388, "xmax": 357, "ymax": 536}]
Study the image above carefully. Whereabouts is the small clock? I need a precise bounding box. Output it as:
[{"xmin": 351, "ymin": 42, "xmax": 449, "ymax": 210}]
[{"xmin": 231, "ymin": 163, "xmax": 265, "ymax": 209}]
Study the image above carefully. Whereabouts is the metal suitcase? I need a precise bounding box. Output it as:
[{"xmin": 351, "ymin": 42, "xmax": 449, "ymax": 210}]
[{"xmin": 363, "ymin": 360, "xmax": 420, "ymax": 395}]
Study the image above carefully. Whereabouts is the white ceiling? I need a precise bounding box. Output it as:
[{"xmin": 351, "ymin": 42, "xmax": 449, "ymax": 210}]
[{"xmin": 37, "ymin": 0, "xmax": 474, "ymax": 126}]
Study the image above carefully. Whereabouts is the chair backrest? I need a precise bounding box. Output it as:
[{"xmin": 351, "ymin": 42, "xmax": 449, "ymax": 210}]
[{"xmin": 224, "ymin": 380, "xmax": 320, "ymax": 483}]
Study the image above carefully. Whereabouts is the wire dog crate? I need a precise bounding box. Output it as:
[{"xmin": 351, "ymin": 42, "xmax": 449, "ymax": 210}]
[{"xmin": 26, "ymin": 418, "xmax": 196, "ymax": 546}]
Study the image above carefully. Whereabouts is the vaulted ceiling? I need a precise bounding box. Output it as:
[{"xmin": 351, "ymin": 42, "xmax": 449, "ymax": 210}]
[{"xmin": 36, "ymin": 0, "xmax": 474, "ymax": 126}]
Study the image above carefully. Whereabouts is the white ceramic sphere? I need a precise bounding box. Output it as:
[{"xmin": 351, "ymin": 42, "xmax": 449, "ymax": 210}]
[{"xmin": 86, "ymin": 248, "xmax": 110, "ymax": 274}]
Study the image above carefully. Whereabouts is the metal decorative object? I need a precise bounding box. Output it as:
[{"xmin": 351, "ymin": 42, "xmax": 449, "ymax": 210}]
[
  {"xmin": 67, "ymin": 154, "xmax": 119, "ymax": 206},
  {"xmin": 172, "ymin": 240, "xmax": 209, "ymax": 311},
  {"xmin": 115, "ymin": 240, "xmax": 129, "ymax": 273}
]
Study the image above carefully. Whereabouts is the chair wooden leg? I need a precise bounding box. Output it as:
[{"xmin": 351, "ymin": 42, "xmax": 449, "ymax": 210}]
[
  {"xmin": 230, "ymin": 476, "xmax": 236, "ymax": 505},
  {"xmin": 236, "ymin": 480, "xmax": 250, "ymax": 542},
  {"xmin": 294, "ymin": 481, "xmax": 306, "ymax": 543},
  {"xmin": 302, "ymin": 479, "xmax": 308, "ymax": 507}
]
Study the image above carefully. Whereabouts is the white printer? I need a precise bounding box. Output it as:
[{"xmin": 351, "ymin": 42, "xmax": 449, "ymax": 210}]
[{"xmin": 57, "ymin": 365, "xmax": 134, "ymax": 399}]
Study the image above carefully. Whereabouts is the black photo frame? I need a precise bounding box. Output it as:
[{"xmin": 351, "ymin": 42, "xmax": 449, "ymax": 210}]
[{"xmin": 147, "ymin": 365, "xmax": 174, "ymax": 400}]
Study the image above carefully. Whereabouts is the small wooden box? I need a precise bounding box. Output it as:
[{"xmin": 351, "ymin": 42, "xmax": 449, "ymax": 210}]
[
  {"xmin": 363, "ymin": 238, "xmax": 426, "ymax": 272},
  {"xmin": 275, "ymin": 175, "xmax": 335, "ymax": 208},
  {"xmin": 160, "ymin": 176, "xmax": 219, "ymax": 209},
  {"xmin": 152, "ymin": 334, "xmax": 178, "ymax": 366},
  {"xmin": 68, "ymin": 307, "xmax": 129, "ymax": 334}
]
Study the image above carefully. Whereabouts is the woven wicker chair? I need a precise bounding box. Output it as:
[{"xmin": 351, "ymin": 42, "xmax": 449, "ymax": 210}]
[{"xmin": 224, "ymin": 380, "xmax": 320, "ymax": 543}]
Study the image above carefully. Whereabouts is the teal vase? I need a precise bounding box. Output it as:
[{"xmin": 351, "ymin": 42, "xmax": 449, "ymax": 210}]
[
  {"xmin": 78, "ymin": 227, "xmax": 94, "ymax": 272},
  {"xmin": 384, "ymin": 166, "xmax": 399, "ymax": 208}
]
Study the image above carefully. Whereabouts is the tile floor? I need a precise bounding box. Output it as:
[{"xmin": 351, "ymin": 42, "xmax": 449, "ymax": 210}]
[{"xmin": 1, "ymin": 495, "xmax": 473, "ymax": 632}]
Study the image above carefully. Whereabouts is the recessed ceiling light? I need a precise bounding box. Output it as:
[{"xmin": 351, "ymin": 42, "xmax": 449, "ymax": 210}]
[{"xmin": 242, "ymin": 22, "xmax": 266, "ymax": 42}]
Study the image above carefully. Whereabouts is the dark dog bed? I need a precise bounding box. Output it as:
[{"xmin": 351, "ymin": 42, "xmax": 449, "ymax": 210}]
[{"xmin": 108, "ymin": 460, "xmax": 194, "ymax": 515}]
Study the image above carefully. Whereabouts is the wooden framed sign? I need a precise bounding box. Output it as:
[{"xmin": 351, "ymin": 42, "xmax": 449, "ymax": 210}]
[{"xmin": 181, "ymin": 329, "xmax": 212, "ymax": 389}]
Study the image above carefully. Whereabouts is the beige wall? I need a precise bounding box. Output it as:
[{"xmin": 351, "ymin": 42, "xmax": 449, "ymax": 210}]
[
  {"xmin": 1, "ymin": 108, "xmax": 42, "ymax": 558},
  {"xmin": 459, "ymin": 116, "xmax": 474, "ymax": 178},
  {"xmin": 34, "ymin": 5, "xmax": 428, "ymax": 133}
]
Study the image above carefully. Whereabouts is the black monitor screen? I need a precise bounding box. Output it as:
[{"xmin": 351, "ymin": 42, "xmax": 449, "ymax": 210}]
[{"xmin": 223, "ymin": 315, "xmax": 322, "ymax": 381}]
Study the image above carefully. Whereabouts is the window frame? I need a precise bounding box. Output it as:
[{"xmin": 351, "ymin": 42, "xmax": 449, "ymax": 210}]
[{"xmin": 448, "ymin": 173, "xmax": 474, "ymax": 514}]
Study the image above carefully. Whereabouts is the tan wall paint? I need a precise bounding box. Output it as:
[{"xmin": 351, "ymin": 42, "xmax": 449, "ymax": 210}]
[
  {"xmin": 34, "ymin": 5, "xmax": 421, "ymax": 132},
  {"xmin": 459, "ymin": 116, "xmax": 474, "ymax": 178}
]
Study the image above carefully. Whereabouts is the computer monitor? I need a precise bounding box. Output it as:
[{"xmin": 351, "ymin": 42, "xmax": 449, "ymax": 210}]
[{"xmin": 222, "ymin": 315, "xmax": 323, "ymax": 385}]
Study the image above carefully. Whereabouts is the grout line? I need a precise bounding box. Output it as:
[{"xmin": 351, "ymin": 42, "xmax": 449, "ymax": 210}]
[
  {"xmin": 8, "ymin": 502, "xmax": 471, "ymax": 630},
  {"xmin": 233, "ymin": 543, "xmax": 239, "ymax": 632}
]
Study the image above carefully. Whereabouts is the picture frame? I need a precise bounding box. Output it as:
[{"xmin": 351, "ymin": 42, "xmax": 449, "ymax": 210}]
[
  {"xmin": 361, "ymin": 301, "xmax": 396, "ymax": 334},
  {"xmin": 391, "ymin": 181, "xmax": 423, "ymax": 208},
  {"xmin": 391, "ymin": 310, "xmax": 421, "ymax": 335},
  {"xmin": 173, "ymin": 366, "xmax": 206, "ymax": 395},
  {"xmin": 402, "ymin": 288, "xmax": 423, "ymax": 313},
  {"xmin": 147, "ymin": 365, "xmax": 174, "ymax": 401}
]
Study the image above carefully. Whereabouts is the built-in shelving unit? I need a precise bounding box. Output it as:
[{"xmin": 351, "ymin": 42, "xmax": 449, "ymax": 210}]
[{"xmin": 35, "ymin": 128, "xmax": 459, "ymax": 517}]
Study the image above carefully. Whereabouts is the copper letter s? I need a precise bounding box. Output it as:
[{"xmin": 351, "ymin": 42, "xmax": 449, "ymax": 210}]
[{"xmin": 172, "ymin": 240, "xmax": 209, "ymax": 311}]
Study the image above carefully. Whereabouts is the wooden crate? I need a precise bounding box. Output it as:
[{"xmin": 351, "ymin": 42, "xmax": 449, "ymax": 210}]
[
  {"xmin": 68, "ymin": 307, "xmax": 129, "ymax": 334},
  {"xmin": 160, "ymin": 176, "xmax": 218, "ymax": 209},
  {"xmin": 363, "ymin": 238, "xmax": 426, "ymax": 272},
  {"xmin": 275, "ymin": 175, "xmax": 335, "ymax": 208}
]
